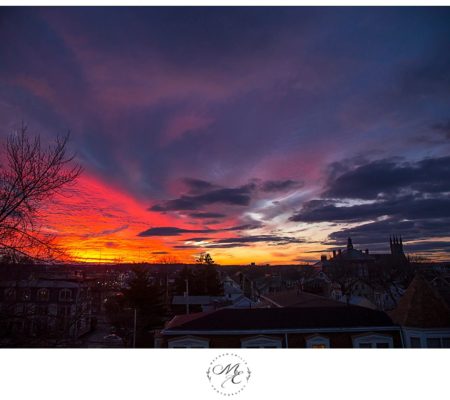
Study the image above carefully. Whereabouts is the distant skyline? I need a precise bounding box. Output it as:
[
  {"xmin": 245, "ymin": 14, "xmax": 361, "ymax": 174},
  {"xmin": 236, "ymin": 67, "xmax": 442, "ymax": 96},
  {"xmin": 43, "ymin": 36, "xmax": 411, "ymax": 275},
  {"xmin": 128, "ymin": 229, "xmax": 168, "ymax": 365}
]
[{"xmin": 1, "ymin": 7, "xmax": 450, "ymax": 264}]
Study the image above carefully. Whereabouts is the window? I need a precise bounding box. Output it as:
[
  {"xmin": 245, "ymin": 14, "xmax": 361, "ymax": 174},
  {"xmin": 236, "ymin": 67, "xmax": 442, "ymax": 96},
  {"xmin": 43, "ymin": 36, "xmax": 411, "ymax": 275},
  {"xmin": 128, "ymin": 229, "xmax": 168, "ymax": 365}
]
[
  {"xmin": 352, "ymin": 334, "xmax": 394, "ymax": 348},
  {"xmin": 241, "ymin": 336, "xmax": 282, "ymax": 348},
  {"xmin": 37, "ymin": 288, "xmax": 49, "ymax": 302},
  {"xmin": 306, "ymin": 335, "xmax": 330, "ymax": 348},
  {"xmin": 168, "ymin": 336, "xmax": 209, "ymax": 348},
  {"xmin": 410, "ymin": 337, "xmax": 421, "ymax": 348},
  {"xmin": 59, "ymin": 289, "xmax": 72, "ymax": 302},
  {"xmin": 4, "ymin": 288, "xmax": 16, "ymax": 301}
]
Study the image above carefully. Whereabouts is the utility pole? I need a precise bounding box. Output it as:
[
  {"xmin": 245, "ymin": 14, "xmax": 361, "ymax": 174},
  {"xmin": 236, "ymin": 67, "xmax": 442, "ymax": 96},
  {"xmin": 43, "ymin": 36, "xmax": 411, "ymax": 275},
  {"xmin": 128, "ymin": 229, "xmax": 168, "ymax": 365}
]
[
  {"xmin": 132, "ymin": 308, "xmax": 137, "ymax": 348},
  {"xmin": 185, "ymin": 278, "xmax": 190, "ymax": 315}
]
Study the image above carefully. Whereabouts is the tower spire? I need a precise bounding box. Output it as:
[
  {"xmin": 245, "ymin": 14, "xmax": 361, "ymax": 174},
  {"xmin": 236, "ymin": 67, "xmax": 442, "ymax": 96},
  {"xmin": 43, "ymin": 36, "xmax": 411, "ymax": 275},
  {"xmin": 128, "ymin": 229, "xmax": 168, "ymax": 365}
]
[{"xmin": 347, "ymin": 237, "xmax": 353, "ymax": 250}]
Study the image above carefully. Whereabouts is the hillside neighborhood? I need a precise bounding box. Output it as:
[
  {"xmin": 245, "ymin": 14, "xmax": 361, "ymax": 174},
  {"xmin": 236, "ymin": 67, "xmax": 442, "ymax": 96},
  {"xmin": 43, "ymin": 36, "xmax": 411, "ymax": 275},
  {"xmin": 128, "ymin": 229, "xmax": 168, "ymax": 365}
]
[{"xmin": 1, "ymin": 237, "xmax": 449, "ymax": 348}]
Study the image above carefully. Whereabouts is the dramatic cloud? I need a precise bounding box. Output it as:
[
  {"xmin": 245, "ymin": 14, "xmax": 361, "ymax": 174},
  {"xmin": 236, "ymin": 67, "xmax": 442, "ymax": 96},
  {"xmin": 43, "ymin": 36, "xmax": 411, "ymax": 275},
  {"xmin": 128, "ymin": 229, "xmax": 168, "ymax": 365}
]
[
  {"xmin": 188, "ymin": 212, "xmax": 227, "ymax": 219},
  {"xmin": 182, "ymin": 178, "xmax": 218, "ymax": 194},
  {"xmin": 150, "ymin": 184, "xmax": 255, "ymax": 211},
  {"xmin": 138, "ymin": 222, "xmax": 262, "ymax": 237},
  {"xmin": 2, "ymin": 8, "xmax": 450, "ymax": 262},
  {"xmin": 291, "ymin": 196, "xmax": 450, "ymax": 223},
  {"xmin": 138, "ymin": 227, "xmax": 214, "ymax": 237},
  {"xmin": 289, "ymin": 155, "xmax": 450, "ymax": 255},
  {"xmin": 328, "ymin": 219, "xmax": 450, "ymax": 247},
  {"xmin": 261, "ymin": 179, "xmax": 302, "ymax": 192},
  {"xmin": 176, "ymin": 234, "xmax": 304, "ymax": 249},
  {"xmin": 323, "ymin": 156, "xmax": 450, "ymax": 200},
  {"xmin": 432, "ymin": 119, "xmax": 450, "ymax": 140}
]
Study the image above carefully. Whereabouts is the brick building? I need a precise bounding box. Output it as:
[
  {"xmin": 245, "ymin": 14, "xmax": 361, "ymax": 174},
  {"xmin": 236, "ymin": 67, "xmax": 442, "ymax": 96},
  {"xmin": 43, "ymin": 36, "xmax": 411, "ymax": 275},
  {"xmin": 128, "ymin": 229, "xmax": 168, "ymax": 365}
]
[{"xmin": 0, "ymin": 279, "xmax": 93, "ymax": 346}]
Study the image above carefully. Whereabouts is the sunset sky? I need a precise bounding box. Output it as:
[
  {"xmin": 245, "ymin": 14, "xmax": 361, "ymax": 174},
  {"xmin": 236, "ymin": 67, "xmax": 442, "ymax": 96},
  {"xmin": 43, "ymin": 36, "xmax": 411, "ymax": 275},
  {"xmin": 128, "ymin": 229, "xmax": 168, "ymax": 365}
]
[{"xmin": 1, "ymin": 7, "xmax": 450, "ymax": 264}]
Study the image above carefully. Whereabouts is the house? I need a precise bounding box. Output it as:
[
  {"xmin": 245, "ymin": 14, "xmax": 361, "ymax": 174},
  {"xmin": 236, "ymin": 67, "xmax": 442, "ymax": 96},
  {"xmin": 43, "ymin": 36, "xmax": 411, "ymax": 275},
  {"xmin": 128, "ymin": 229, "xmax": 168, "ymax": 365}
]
[
  {"xmin": 389, "ymin": 275, "xmax": 450, "ymax": 348},
  {"xmin": 0, "ymin": 278, "xmax": 93, "ymax": 346},
  {"xmin": 259, "ymin": 288, "xmax": 348, "ymax": 308},
  {"xmin": 313, "ymin": 237, "xmax": 410, "ymax": 311},
  {"xmin": 155, "ymin": 305, "xmax": 402, "ymax": 348},
  {"xmin": 171, "ymin": 295, "xmax": 229, "ymax": 313}
]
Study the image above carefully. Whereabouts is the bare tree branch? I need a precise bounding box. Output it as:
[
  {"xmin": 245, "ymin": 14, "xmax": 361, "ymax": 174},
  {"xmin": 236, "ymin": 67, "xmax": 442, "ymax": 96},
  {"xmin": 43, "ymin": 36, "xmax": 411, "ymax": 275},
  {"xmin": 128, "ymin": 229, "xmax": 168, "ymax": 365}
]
[{"xmin": 0, "ymin": 124, "xmax": 82, "ymax": 263}]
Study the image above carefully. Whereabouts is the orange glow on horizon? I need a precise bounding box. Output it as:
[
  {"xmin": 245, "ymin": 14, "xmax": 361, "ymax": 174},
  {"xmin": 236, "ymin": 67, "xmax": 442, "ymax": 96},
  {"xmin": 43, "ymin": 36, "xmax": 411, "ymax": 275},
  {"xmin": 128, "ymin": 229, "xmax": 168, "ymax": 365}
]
[{"xmin": 37, "ymin": 173, "xmax": 315, "ymax": 265}]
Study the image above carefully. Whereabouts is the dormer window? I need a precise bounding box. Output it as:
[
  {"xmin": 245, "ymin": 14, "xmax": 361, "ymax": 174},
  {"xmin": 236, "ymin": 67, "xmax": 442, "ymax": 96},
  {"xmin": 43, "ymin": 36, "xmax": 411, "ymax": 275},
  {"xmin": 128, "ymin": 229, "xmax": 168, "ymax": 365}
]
[
  {"xmin": 306, "ymin": 335, "xmax": 330, "ymax": 348},
  {"xmin": 241, "ymin": 335, "xmax": 282, "ymax": 348},
  {"xmin": 352, "ymin": 334, "xmax": 394, "ymax": 348}
]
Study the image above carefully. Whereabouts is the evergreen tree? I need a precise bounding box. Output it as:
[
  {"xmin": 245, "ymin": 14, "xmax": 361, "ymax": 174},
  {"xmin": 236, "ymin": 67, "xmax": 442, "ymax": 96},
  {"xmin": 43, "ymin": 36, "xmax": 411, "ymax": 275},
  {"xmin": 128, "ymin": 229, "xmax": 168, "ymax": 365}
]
[{"xmin": 106, "ymin": 268, "xmax": 167, "ymax": 347}]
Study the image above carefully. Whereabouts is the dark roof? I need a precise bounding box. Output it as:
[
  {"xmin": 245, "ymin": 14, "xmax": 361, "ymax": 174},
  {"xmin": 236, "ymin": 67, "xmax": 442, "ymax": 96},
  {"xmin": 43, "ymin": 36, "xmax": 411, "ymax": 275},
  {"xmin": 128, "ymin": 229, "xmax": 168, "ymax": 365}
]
[
  {"xmin": 172, "ymin": 295, "xmax": 224, "ymax": 305},
  {"xmin": 164, "ymin": 306, "xmax": 396, "ymax": 332},
  {"xmin": 0, "ymin": 279, "xmax": 83, "ymax": 288},
  {"xmin": 332, "ymin": 247, "xmax": 374, "ymax": 262},
  {"xmin": 262, "ymin": 289, "xmax": 347, "ymax": 308},
  {"xmin": 389, "ymin": 275, "xmax": 450, "ymax": 328}
]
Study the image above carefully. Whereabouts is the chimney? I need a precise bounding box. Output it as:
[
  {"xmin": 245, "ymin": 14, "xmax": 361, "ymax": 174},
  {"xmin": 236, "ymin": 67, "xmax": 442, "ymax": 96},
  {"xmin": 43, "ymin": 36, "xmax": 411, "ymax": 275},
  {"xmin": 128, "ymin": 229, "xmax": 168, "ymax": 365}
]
[{"xmin": 332, "ymin": 250, "xmax": 336, "ymax": 258}]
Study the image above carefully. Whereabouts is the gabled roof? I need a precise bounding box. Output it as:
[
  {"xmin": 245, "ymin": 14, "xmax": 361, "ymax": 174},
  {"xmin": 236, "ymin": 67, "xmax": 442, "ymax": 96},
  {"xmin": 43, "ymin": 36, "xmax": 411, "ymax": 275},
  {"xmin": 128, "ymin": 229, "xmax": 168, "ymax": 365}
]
[
  {"xmin": 163, "ymin": 306, "xmax": 396, "ymax": 332},
  {"xmin": 389, "ymin": 275, "xmax": 450, "ymax": 328}
]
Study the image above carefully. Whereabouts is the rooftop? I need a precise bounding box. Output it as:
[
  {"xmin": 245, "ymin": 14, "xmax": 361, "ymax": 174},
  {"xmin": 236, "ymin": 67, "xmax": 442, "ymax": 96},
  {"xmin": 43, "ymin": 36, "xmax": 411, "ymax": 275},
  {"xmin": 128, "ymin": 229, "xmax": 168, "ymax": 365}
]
[
  {"xmin": 163, "ymin": 306, "xmax": 396, "ymax": 332},
  {"xmin": 389, "ymin": 274, "xmax": 450, "ymax": 328}
]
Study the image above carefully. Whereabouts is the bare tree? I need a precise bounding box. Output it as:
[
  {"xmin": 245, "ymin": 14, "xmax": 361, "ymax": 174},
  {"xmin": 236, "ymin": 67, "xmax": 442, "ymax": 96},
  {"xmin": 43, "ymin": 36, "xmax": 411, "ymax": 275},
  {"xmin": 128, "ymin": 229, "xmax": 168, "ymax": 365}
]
[
  {"xmin": 0, "ymin": 124, "xmax": 81, "ymax": 262},
  {"xmin": 156, "ymin": 255, "xmax": 179, "ymax": 265}
]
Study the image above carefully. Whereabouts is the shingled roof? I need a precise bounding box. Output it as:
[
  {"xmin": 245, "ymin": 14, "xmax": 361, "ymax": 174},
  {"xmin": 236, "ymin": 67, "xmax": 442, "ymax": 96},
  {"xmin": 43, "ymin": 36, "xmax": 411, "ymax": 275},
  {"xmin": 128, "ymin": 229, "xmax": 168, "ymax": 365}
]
[
  {"xmin": 389, "ymin": 275, "xmax": 450, "ymax": 328},
  {"xmin": 163, "ymin": 306, "xmax": 396, "ymax": 332}
]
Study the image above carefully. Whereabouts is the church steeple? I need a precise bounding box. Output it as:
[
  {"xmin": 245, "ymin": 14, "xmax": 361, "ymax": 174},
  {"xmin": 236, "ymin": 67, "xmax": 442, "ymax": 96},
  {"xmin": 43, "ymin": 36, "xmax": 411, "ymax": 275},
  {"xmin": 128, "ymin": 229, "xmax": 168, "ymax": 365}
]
[
  {"xmin": 347, "ymin": 237, "xmax": 353, "ymax": 250},
  {"xmin": 390, "ymin": 234, "xmax": 405, "ymax": 257}
]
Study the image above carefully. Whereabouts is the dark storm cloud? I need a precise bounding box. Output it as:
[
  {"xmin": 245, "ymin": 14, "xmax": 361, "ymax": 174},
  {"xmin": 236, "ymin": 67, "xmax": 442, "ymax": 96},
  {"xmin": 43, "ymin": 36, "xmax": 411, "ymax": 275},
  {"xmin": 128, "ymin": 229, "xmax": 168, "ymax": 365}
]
[
  {"xmin": 174, "ymin": 234, "xmax": 303, "ymax": 249},
  {"xmin": 150, "ymin": 184, "xmax": 256, "ymax": 211},
  {"xmin": 188, "ymin": 212, "xmax": 227, "ymax": 219},
  {"xmin": 328, "ymin": 218, "xmax": 450, "ymax": 247},
  {"xmin": 323, "ymin": 156, "xmax": 450, "ymax": 200},
  {"xmin": 151, "ymin": 178, "xmax": 302, "ymax": 214},
  {"xmin": 174, "ymin": 243, "xmax": 250, "ymax": 249},
  {"xmin": 182, "ymin": 178, "xmax": 218, "ymax": 194},
  {"xmin": 290, "ymin": 196, "xmax": 450, "ymax": 223},
  {"xmin": 138, "ymin": 227, "xmax": 214, "ymax": 237},
  {"xmin": 401, "ymin": 241, "xmax": 450, "ymax": 254},
  {"xmin": 432, "ymin": 119, "xmax": 450, "ymax": 139},
  {"xmin": 289, "ymin": 154, "xmax": 450, "ymax": 253},
  {"xmin": 214, "ymin": 235, "xmax": 304, "ymax": 245},
  {"xmin": 138, "ymin": 222, "xmax": 262, "ymax": 237},
  {"xmin": 261, "ymin": 179, "xmax": 302, "ymax": 192}
]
